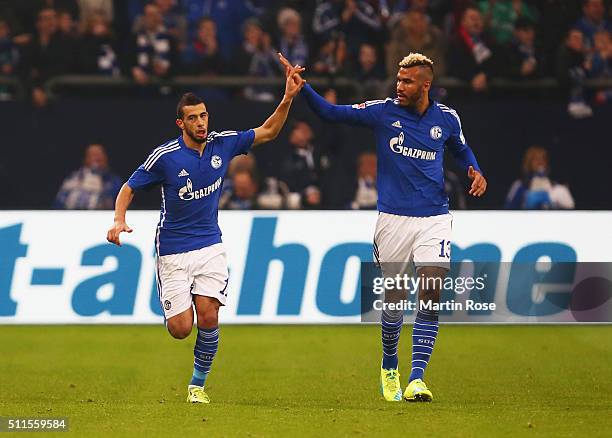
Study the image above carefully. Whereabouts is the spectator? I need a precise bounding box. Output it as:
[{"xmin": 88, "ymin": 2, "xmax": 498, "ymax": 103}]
[
  {"xmin": 406, "ymin": 0, "xmax": 430, "ymax": 16},
  {"xmin": 235, "ymin": 18, "xmax": 281, "ymax": 102},
  {"xmin": 57, "ymin": 8, "xmax": 80, "ymax": 62},
  {"xmin": 574, "ymin": 0, "xmax": 612, "ymax": 49},
  {"xmin": 316, "ymin": 87, "xmax": 355, "ymax": 208},
  {"xmin": 157, "ymin": 0, "xmax": 187, "ymax": 48},
  {"xmin": 311, "ymin": 31, "xmax": 347, "ymax": 75},
  {"xmin": 277, "ymin": 7, "xmax": 308, "ymax": 67},
  {"xmin": 591, "ymin": 30, "xmax": 612, "ymax": 105},
  {"xmin": 9, "ymin": 0, "xmax": 80, "ymax": 36},
  {"xmin": 556, "ymin": 28, "xmax": 593, "ymax": 118},
  {"xmin": 386, "ymin": 0, "xmax": 432, "ymax": 29},
  {"xmin": 313, "ymin": 0, "xmax": 385, "ymax": 54},
  {"xmin": 351, "ymin": 151, "xmax": 377, "ymax": 209},
  {"xmin": 182, "ymin": 0, "xmax": 255, "ymax": 60},
  {"xmin": 77, "ymin": 0, "xmax": 114, "ymax": 29},
  {"xmin": 0, "ymin": 18, "xmax": 18, "ymax": 99},
  {"xmin": 54, "ymin": 144, "xmax": 122, "ymax": 210},
  {"xmin": 220, "ymin": 153, "xmax": 257, "ymax": 204},
  {"xmin": 352, "ymin": 43, "xmax": 386, "ymax": 98},
  {"xmin": 46, "ymin": 1, "xmax": 80, "ymax": 21},
  {"xmin": 478, "ymin": 0, "xmax": 538, "ymax": 45},
  {"xmin": 323, "ymin": 87, "xmax": 338, "ymax": 103},
  {"xmin": 312, "ymin": 0, "xmax": 343, "ymax": 43},
  {"xmin": 502, "ymin": 17, "xmax": 544, "ymax": 80},
  {"xmin": 19, "ymin": 8, "xmax": 75, "ymax": 107},
  {"xmin": 182, "ymin": 16, "xmax": 225, "ymax": 75},
  {"xmin": 505, "ymin": 146, "xmax": 574, "ymax": 210},
  {"xmin": 0, "ymin": 18, "xmax": 18, "ymax": 78},
  {"xmin": 133, "ymin": 0, "xmax": 187, "ymax": 50},
  {"xmin": 219, "ymin": 170, "xmax": 260, "ymax": 210},
  {"xmin": 57, "ymin": 8, "xmax": 79, "ymax": 38},
  {"xmin": 127, "ymin": 3, "xmax": 178, "ymax": 86},
  {"xmin": 355, "ymin": 42, "xmax": 385, "ymax": 80},
  {"xmin": 278, "ymin": 120, "xmax": 329, "ymax": 209},
  {"xmin": 78, "ymin": 10, "xmax": 119, "ymax": 75},
  {"xmin": 341, "ymin": 0, "xmax": 385, "ymax": 55},
  {"xmin": 591, "ymin": 30, "xmax": 612, "ymax": 76},
  {"xmin": 447, "ymin": 6, "xmax": 498, "ymax": 92},
  {"xmin": 228, "ymin": 151, "xmax": 257, "ymax": 175},
  {"xmin": 256, "ymin": 0, "xmax": 313, "ymax": 35},
  {"xmin": 535, "ymin": 0, "xmax": 581, "ymax": 76},
  {"xmin": 386, "ymin": 9, "xmax": 447, "ymax": 77}
]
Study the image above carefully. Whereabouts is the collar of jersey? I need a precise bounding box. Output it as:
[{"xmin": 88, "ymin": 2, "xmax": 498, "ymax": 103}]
[
  {"xmin": 178, "ymin": 134, "xmax": 207, "ymax": 157},
  {"xmin": 402, "ymin": 99, "xmax": 436, "ymax": 119}
]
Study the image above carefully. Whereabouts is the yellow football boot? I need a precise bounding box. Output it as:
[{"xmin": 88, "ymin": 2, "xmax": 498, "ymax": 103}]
[
  {"xmin": 380, "ymin": 367, "xmax": 402, "ymax": 402},
  {"xmin": 403, "ymin": 378, "xmax": 433, "ymax": 402},
  {"xmin": 187, "ymin": 385, "xmax": 210, "ymax": 404}
]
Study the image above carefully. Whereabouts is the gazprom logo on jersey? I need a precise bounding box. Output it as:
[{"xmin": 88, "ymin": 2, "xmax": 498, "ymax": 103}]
[
  {"xmin": 0, "ymin": 212, "xmax": 609, "ymax": 323},
  {"xmin": 179, "ymin": 177, "xmax": 222, "ymax": 201},
  {"xmin": 389, "ymin": 132, "xmax": 436, "ymax": 160}
]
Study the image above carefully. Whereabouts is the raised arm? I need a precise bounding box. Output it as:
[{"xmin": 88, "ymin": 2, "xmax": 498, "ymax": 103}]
[
  {"xmin": 106, "ymin": 183, "xmax": 134, "ymax": 246},
  {"xmin": 252, "ymin": 65, "xmax": 306, "ymax": 146},
  {"xmin": 278, "ymin": 53, "xmax": 382, "ymax": 127}
]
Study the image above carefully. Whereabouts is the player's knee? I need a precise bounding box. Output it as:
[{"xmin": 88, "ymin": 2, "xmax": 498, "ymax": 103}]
[
  {"xmin": 197, "ymin": 308, "xmax": 219, "ymax": 328},
  {"xmin": 419, "ymin": 287, "xmax": 440, "ymax": 303},
  {"xmin": 168, "ymin": 325, "xmax": 192, "ymax": 339},
  {"xmin": 167, "ymin": 319, "xmax": 193, "ymax": 339}
]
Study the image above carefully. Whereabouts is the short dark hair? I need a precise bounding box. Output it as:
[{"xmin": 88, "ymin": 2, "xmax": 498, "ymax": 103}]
[
  {"xmin": 176, "ymin": 92, "xmax": 204, "ymax": 119},
  {"xmin": 514, "ymin": 17, "xmax": 534, "ymax": 31}
]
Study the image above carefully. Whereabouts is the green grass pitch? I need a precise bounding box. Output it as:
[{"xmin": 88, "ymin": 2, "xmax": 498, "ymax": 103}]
[{"xmin": 1, "ymin": 325, "xmax": 611, "ymax": 437}]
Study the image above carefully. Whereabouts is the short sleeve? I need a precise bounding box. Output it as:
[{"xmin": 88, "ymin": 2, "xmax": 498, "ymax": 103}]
[
  {"xmin": 127, "ymin": 149, "xmax": 167, "ymax": 191},
  {"xmin": 127, "ymin": 165, "xmax": 165, "ymax": 191},
  {"xmin": 231, "ymin": 129, "xmax": 255, "ymax": 157}
]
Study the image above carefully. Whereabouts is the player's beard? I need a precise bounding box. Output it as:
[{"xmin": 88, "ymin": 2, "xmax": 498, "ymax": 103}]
[
  {"xmin": 404, "ymin": 90, "xmax": 424, "ymax": 110},
  {"xmin": 186, "ymin": 127, "xmax": 207, "ymax": 145}
]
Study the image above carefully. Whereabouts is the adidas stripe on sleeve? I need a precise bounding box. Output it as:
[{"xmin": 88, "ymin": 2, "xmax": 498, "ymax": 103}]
[{"xmin": 127, "ymin": 140, "xmax": 175, "ymax": 191}]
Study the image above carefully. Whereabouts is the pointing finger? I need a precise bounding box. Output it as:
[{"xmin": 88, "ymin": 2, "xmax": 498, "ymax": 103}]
[{"xmin": 278, "ymin": 52, "xmax": 292, "ymax": 70}]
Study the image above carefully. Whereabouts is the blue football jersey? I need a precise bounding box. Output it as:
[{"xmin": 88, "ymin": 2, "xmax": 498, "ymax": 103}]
[
  {"xmin": 127, "ymin": 130, "xmax": 255, "ymax": 256},
  {"xmin": 301, "ymin": 85, "xmax": 481, "ymax": 217}
]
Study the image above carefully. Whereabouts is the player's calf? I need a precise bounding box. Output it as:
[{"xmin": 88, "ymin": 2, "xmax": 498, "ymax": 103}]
[
  {"xmin": 187, "ymin": 295, "xmax": 222, "ymax": 403},
  {"xmin": 408, "ymin": 266, "xmax": 444, "ymax": 391}
]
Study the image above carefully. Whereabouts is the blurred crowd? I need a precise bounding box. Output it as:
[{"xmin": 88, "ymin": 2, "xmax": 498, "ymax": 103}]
[
  {"xmin": 0, "ymin": 0, "xmax": 595, "ymax": 210},
  {"xmin": 55, "ymin": 134, "xmax": 574, "ymax": 212},
  {"xmin": 0, "ymin": 0, "xmax": 610, "ymax": 116}
]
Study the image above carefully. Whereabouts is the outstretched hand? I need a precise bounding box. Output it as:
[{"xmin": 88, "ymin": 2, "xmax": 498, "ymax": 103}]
[
  {"xmin": 278, "ymin": 52, "xmax": 293, "ymax": 75},
  {"xmin": 467, "ymin": 166, "xmax": 487, "ymax": 197},
  {"xmin": 278, "ymin": 52, "xmax": 306, "ymax": 80},
  {"xmin": 280, "ymin": 54, "xmax": 306, "ymax": 98}
]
